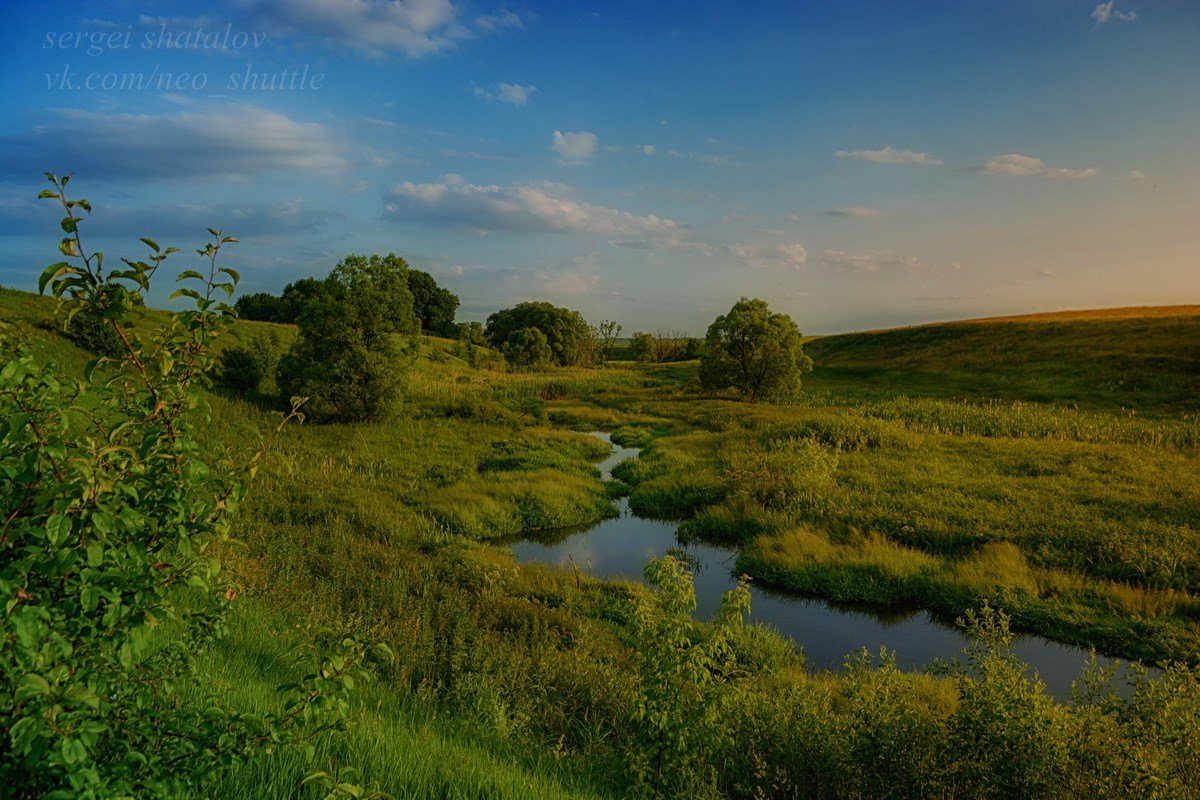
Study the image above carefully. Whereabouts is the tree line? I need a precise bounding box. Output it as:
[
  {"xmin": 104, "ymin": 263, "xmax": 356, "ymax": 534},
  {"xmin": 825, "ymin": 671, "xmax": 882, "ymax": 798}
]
[{"xmin": 207, "ymin": 250, "xmax": 812, "ymax": 421}]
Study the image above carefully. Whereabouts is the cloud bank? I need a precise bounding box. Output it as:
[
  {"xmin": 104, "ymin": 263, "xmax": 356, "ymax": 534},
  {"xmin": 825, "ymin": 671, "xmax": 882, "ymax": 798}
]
[{"xmin": 383, "ymin": 175, "xmax": 685, "ymax": 238}]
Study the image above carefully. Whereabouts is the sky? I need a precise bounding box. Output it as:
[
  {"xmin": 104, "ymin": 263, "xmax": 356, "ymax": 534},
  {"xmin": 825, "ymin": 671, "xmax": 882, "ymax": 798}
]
[{"xmin": 1, "ymin": 0, "xmax": 1197, "ymax": 334}]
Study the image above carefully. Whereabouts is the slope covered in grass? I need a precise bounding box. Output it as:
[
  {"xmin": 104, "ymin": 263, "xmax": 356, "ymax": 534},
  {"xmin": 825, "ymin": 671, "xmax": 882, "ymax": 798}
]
[{"xmin": 805, "ymin": 305, "xmax": 1200, "ymax": 410}]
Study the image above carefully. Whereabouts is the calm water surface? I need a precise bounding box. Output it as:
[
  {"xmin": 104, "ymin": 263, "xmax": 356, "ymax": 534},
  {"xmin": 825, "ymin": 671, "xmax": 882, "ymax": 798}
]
[{"xmin": 511, "ymin": 433, "xmax": 1141, "ymax": 701}]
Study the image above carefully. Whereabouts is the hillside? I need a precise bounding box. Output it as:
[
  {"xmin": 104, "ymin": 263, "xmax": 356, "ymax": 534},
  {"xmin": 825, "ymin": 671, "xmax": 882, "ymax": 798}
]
[{"xmin": 805, "ymin": 305, "xmax": 1200, "ymax": 411}]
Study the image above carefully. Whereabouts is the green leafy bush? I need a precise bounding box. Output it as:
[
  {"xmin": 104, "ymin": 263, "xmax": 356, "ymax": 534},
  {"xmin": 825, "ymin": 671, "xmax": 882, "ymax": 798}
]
[
  {"xmin": 1, "ymin": 174, "xmax": 382, "ymax": 798},
  {"xmin": 218, "ymin": 333, "xmax": 278, "ymax": 396}
]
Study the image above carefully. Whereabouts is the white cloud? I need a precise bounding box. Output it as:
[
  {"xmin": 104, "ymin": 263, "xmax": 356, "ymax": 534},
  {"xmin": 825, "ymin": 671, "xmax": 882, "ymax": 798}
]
[
  {"xmin": 533, "ymin": 265, "xmax": 600, "ymax": 295},
  {"xmin": 730, "ymin": 242, "xmax": 809, "ymax": 269},
  {"xmin": 474, "ymin": 9, "xmax": 523, "ymax": 32},
  {"xmin": 551, "ymin": 130, "xmax": 599, "ymax": 164},
  {"xmin": 1129, "ymin": 170, "xmax": 1147, "ymax": 179},
  {"xmin": 982, "ymin": 153, "xmax": 1098, "ymax": 179},
  {"xmin": 836, "ymin": 147, "xmax": 942, "ymax": 166},
  {"xmin": 667, "ymin": 150, "xmax": 748, "ymax": 167},
  {"xmin": 1092, "ymin": 2, "xmax": 1137, "ymax": 26},
  {"xmin": 235, "ymin": 0, "xmax": 471, "ymax": 57},
  {"xmin": 1036, "ymin": 269, "xmax": 1058, "ymax": 277},
  {"xmin": 824, "ymin": 207, "xmax": 884, "ymax": 218},
  {"xmin": 0, "ymin": 104, "xmax": 346, "ymax": 179},
  {"xmin": 473, "ymin": 82, "xmax": 537, "ymax": 107},
  {"xmin": 383, "ymin": 176, "xmax": 685, "ymax": 238},
  {"xmin": 611, "ymin": 237, "xmax": 716, "ymax": 256},
  {"xmin": 818, "ymin": 249, "xmax": 962, "ymax": 273},
  {"xmin": 606, "ymin": 144, "xmax": 656, "ymax": 155}
]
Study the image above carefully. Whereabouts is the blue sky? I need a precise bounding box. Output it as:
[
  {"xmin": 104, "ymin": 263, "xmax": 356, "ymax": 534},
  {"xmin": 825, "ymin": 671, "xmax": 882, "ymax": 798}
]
[{"xmin": 1, "ymin": 0, "xmax": 1197, "ymax": 333}]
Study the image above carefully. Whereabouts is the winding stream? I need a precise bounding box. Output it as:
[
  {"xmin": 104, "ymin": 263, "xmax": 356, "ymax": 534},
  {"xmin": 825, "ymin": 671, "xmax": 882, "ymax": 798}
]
[{"xmin": 511, "ymin": 433, "xmax": 1138, "ymax": 701}]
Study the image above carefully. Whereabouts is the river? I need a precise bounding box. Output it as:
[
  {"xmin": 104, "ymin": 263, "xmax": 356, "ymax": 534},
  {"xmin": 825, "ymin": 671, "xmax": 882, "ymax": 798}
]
[{"xmin": 510, "ymin": 433, "xmax": 1140, "ymax": 701}]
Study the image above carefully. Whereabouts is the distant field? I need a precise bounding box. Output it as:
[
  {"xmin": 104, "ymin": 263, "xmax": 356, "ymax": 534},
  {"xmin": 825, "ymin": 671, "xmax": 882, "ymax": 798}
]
[{"xmin": 805, "ymin": 305, "xmax": 1200, "ymax": 411}]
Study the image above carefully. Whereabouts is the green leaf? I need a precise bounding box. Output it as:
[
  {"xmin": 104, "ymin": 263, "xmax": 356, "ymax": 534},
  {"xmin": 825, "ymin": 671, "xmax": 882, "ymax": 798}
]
[
  {"xmin": 83, "ymin": 358, "xmax": 102, "ymax": 383},
  {"xmin": 60, "ymin": 216, "xmax": 77, "ymax": 233},
  {"xmin": 38, "ymin": 262, "xmax": 72, "ymax": 294},
  {"xmin": 169, "ymin": 288, "xmax": 203, "ymax": 302},
  {"xmin": 19, "ymin": 674, "xmax": 51, "ymax": 697},
  {"xmin": 60, "ymin": 737, "xmax": 87, "ymax": 765},
  {"xmin": 38, "ymin": 189, "xmax": 60, "ymax": 199},
  {"xmin": 87, "ymin": 542, "xmax": 104, "ymax": 567},
  {"xmin": 219, "ymin": 267, "xmax": 241, "ymax": 282},
  {"xmin": 176, "ymin": 270, "xmax": 205, "ymax": 282},
  {"xmin": 140, "ymin": 237, "xmax": 160, "ymax": 253}
]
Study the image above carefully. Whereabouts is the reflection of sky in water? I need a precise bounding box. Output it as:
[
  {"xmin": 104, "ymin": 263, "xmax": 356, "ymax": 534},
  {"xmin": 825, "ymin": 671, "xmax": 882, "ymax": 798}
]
[{"xmin": 511, "ymin": 434, "xmax": 1145, "ymax": 701}]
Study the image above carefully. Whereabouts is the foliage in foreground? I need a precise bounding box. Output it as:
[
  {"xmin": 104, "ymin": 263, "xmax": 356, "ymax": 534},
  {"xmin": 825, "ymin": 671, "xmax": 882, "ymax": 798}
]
[{"xmin": 0, "ymin": 175, "xmax": 379, "ymax": 798}]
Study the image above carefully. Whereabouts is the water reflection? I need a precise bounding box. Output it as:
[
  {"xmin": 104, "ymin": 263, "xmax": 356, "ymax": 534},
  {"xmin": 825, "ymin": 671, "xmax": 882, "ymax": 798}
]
[{"xmin": 510, "ymin": 433, "xmax": 1143, "ymax": 700}]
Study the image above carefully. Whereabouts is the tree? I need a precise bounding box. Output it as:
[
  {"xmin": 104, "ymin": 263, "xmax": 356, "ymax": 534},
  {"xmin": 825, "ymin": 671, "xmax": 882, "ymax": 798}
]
[
  {"xmin": 485, "ymin": 301, "xmax": 594, "ymax": 367},
  {"xmin": 653, "ymin": 328, "xmax": 690, "ymax": 363},
  {"xmin": 629, "ymin": 331, "xmax": 656, "ymax": 363},
  {"xmin": 277, "ymin": 254, "xmax": 417, "ymax": 421},
  {"xmin": 597, "ymin": 319, "xmax": 622, "ymax": 366},
  {"xmin": 699, "ymin": 297, "xmax": 812, "ymax": 401},
  {"xmin": 278, "ymin": 277, "xmax": 327, "ymax": 323},
  {"xmin": 455, "ymin": 321, "xmax": 487, "ymax": 346},
  {"xmin": 233, "ymin": 291, "xmax": 284, "ymax": 322},
  {"xmin": 502, "ymin": 326, "xmax": 552, "ymax": 368},
  {"xmin": 406, "ymin": 269, "xmax": 459, "ymax": 336}
]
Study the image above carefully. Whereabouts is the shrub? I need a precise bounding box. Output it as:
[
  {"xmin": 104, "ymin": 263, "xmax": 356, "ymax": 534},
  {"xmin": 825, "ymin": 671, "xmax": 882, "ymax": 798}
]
[
  {"xmin": 64, "ymin": 306, "xmax": 125, "ymax": 356},
  {"xmin": 626, "ymin": 555, "xmax": 750, "ymax": 799},
  {"xmin": 217, "ymin": 333, "xmax": 278, "ymax": 395},
  {"xmin": 3, "ymin": 174, "xmax": 381, "ymax": 798}
]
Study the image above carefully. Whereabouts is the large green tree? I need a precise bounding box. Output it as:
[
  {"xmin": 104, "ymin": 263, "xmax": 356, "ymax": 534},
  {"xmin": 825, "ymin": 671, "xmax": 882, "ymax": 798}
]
[
  {"xmin": 502, "ymin": 327, "xmax": 552, "ymax": 368},
  {"xmin": 485, "ymin": 301, "xmax": 594, "ymax": 367},
  {"xmin": 406, "ymin": 269, "xmax": 459, "ymax": 336},
  {"xmin": 277, "ymin": 253, "xmax": 417, "ymax": 421},
  {"xmin": 698, "ymin": 297, "xmax": 812, "ymax": 401},
  {"xmin": 278, "ymin": 277, "xmax": 326, "ymax": 323}
]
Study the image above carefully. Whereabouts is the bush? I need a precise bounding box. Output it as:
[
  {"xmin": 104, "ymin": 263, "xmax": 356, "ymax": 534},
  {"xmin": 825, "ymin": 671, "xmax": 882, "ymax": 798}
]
[
  {"xmin": 3, "ymin": 174, "xmax": 380, "ymax": 798},
  {"xmin": 217, "ymin": 333, "xmax": 278, "ymax": 395},
  {"xmin": 64, "ymin": 306, "xmax": 125, "ymax": 356}
]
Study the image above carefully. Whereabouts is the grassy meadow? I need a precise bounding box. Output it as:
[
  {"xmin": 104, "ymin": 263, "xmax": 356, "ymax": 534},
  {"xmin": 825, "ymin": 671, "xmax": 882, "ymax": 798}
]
[{"xmin": 5, "ymin": 286, "xmax": 1200, "ymax": 799}]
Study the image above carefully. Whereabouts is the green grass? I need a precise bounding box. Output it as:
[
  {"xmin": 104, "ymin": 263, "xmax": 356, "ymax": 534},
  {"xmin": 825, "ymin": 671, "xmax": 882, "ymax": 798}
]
[
  {"xmin": 203, "ymin": 604, "xmax": 613, "ymax": 800},
  {"xmin": 7, "ymin": 286, "xmax": 1200, "ymax": 799},
  {"xmin": 805, "ymin": 305, "xmax": 1200, "ymax": 412},
  {"xmin": 552, "ymin": 310, "xmax": 1200, "ymax": 663}
]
